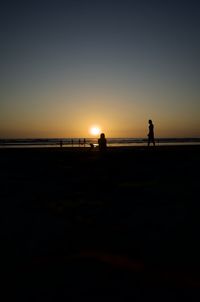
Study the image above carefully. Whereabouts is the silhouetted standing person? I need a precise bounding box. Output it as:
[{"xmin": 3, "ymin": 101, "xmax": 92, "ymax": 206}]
[
  {"xmin": 98, "ymin": 133, "xmax": 107, "ymax": 152},
  {"xmin": 148, "ymin": 120, "xmax": 155, "ymax": 146},
  {"xmin": 78, "ymin": 139, "xmax": 81, "ymax": 147},
  {"xmin": 60, "ymin": 140, "xmax": 63, "ymax": 148},
  {"xmin": 83, "ymin": 138, "xmax": 86, "ymax": 147}
]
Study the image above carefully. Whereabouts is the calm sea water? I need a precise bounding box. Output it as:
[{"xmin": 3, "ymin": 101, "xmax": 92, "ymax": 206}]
[{"xmin": 0, "ymin": 138, "xmax": 200, "ymax": 148}]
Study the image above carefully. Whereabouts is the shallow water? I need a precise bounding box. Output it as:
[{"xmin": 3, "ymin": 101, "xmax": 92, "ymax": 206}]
[{"xmin": 0, "ymin": 137, "xmax": 200, "ymax": 148}]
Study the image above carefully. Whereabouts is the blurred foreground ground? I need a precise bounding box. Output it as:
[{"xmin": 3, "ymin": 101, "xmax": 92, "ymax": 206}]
[{"xmin": 1, "ymin": 146, "xmax": 200, "ymax": 300}]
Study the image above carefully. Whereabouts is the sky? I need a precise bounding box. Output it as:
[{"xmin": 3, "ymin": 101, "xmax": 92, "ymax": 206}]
[{"xmin": 0, "ymin": 0, "xmax": 200, "ymax": 138}]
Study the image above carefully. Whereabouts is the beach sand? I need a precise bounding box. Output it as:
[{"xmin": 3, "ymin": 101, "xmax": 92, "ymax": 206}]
[{"xmin": 1, "ymin": 145, "xmax": 200, "ymax": 299}]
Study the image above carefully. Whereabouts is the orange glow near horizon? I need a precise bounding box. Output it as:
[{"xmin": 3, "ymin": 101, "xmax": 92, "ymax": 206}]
[{"xmin": 1, "ymin": 89, "xmax": 200, "ymax": 138}]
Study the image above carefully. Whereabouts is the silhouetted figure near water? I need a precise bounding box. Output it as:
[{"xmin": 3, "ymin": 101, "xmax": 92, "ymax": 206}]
[
  {"xmin": 83, "ymin": 138, "xmax": 86, "ymax": 147},
  {"xmin": 98, "ymin": 133, "xmax": 107, "ymax": 152},
  {"xmin": 90, "ymin": 143, "xmax": 94, "ymax": 151},
  {"xmin": 148, "ymin": 120, "xmax": 155, "ymax": 146},
  {"xmin": 60, "ymin": 140, "xmax": 63, "ymax": 148}
]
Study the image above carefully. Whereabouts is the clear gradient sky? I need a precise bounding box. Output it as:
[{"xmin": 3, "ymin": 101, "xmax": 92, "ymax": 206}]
[{"xmin": 1, "ymin": 0, "xmax": 200, "ymax": 138}]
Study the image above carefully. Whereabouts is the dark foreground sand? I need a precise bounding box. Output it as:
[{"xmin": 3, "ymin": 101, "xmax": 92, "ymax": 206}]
[{"xmin": 1, "ymin": 145, "xmax": 200, "ymax": 300}]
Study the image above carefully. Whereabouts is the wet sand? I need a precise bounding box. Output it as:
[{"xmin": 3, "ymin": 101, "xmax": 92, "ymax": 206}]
[{"xmin": 1, "ymin": 145, "xmax": 200, "ymax": 299}]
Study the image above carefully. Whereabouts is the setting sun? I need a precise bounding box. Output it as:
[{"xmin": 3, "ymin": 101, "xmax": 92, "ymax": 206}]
[{"xmin": 90, "ymin": 126, "xmax": 101, "ymax": 136}]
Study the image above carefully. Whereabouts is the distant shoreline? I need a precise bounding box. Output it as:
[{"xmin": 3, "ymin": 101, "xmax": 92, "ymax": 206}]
[
  {"xmin": 0, "ymin": 137, "xmax": 199, "ymax": 150},
  {"xmin": 1, "ymin": 137, "xmax": 200, "ymax": 148}
]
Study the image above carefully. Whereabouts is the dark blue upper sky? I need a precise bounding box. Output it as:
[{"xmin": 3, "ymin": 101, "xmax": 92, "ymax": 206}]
[{"xmin": 1, "ymin": 0, "xmax": 200, "ymax": 137}]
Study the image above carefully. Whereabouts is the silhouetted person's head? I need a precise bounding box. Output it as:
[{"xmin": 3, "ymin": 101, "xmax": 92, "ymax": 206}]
[
  {"xmin": 100, "ymin": 133, "xmax": 105, "ymax": 139},
  {"xmin": 149, "ymin": 119, "xmax": 152, "ymax": 125}
]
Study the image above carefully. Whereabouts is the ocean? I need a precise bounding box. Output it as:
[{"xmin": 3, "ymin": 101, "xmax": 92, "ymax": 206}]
[{"xmin": 0, "ymin": 137, "xmax": 200, "ymax": 148}]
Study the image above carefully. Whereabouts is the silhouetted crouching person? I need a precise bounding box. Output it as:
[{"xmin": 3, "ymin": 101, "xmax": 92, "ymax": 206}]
[
  {"xmin": 90, "ymin": 143, "xmax": 94, "ymax": 151},
  {"xmin": 148, "ymin": 120, "xmax": 155, "ymax": 146},
  {"xmin": 98, "ymin": 133, "xmax": 107, "ymax": 152}
]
